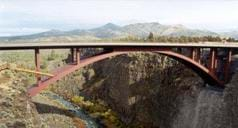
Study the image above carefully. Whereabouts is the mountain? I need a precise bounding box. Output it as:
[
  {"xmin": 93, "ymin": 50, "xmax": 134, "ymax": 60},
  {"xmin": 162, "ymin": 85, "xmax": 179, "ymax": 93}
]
[
  {"xmin": 221, "ymin": 31, "xmax": 238, "ymax": 39},
  {"xmin": 0, "ymin": 22, "xmax": 221, "ymax": 42},
  {"xmin": 0, "ymin": 29, "xmax": 66, "ymax": 41},
  {"xmin": 121, "ymin": 22, "xmax": 217, "ymax": 37},
  {"xmin": 89, "ymin": 23, "xmax": 124, "ymax": 38}
]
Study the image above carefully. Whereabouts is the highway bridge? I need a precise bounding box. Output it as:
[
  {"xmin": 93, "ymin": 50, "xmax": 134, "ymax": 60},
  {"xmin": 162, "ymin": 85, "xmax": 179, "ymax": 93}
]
[
  {"xmin": 0, "ymin": 42, "xmax": 237, "ymax": 96},
  {"xmin": 0, "ymin": 42, "xmax": 238, "ymax": 49}
]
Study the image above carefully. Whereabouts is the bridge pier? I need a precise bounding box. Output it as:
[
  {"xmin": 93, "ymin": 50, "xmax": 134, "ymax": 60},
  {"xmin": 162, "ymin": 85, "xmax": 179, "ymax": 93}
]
[
  {"xmin": 190, "ymin": 48, "xmax": 201, "ymax": 64},
  {"xmin": 224, "ymin": 49, "xmax": 232, "ymax": 82},
  {"xmin": 191, "ymin": 48, "xmax": 196, "ymax": 60},
  {"xmin": 70, "ymin": 48, "xmax": 75, "ymax": 63},
  {"xmin": 196, "ymin": 48, "xmax": 201, "ymax": 64},
  {"xmin": 209, "ymin": 48, "xmax": 217, "ymax": 73},
  {"xmin": 214, "ymin": 49, "xmax": 218, "ymax": 70},
  {"xmin": 76, "ymin": 48, "xmax": 80, "ymax": 64},
  {"xmin": 34, "ymin": 48, "xmax": 41, "ymax": 85}
]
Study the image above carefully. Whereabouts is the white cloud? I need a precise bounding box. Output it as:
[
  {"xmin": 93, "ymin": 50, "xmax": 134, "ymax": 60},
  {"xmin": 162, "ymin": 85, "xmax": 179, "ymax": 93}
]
[
  {"xmin": 0, "ymin": 4, "xmax": 4, "ymax": 9},
  {"xmin": 0, "ymin": 3, "xmax": 5, "ymax": 13},
  {"xmin": 0, "ymin": 0, "xmax": 238, "ymax": 36},
  {"xmin": 0, "ymin": 27, "xmax": 49, "ymax": 36}
]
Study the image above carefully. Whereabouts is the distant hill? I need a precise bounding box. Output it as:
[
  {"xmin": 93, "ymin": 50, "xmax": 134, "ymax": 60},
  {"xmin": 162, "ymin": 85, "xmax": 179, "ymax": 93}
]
[
  {"xmin": 221, "ymin": 31, "xmax": 238, "ymax": 39},
  {"xmin": 121, "ymin": 22, "xmax": 218, "ymax": 37},
  {"xmin": 0, "ymin": 22, "xmax": 224, "ymax": 42}
]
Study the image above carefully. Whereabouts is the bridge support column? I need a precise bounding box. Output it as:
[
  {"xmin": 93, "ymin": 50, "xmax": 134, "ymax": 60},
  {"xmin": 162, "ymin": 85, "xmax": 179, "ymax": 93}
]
[
  {"xmin": 76, "ymin": 48, "xmax": 80, "ymax": 65},
  {"xmin": 196, "ymin": 48, "xmax": 201, "ymax": 64},
  {"xmin": 34, "ymin": 48, "xmax": 41, "ymax": 85},
  {"xmin": 70, "ymin": 48, "xmax": 75, "ymax": 63},
  {"xmin": 209, "ymin": 48, "xmax": 217, "ymax": 73},
  {"xmin": 214, "ymin": 50, "xmax": 218, "ymax": 70},
  {"xmin": 190, "ymin": 48, "xmax": 196, "ymax": 60},
  {"xmin": 224, "ymin": 49, "xmax": 232, "ymax": 82}
]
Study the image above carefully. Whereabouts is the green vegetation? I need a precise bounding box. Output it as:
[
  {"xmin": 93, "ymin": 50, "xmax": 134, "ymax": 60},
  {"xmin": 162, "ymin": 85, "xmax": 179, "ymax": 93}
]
[
  {"xmin": 47, "ymin": 50, "xmax": 60, "ymax": 61},
  {"xmin": 0, "ymin": 50, "xmax": 69, "ymax": 86},
  {"xmin": 146, "ymin": 35, "xmax": 237, "ymax": 43},
  {"xmin": 147, "ymin": 32, "xmax": 154, "ymax": 41},
  {"xmin": 71, "ymin": 96, "xmax": 125, "ymax": 127},
  {"xmin": 116, "ymin": 34, "xmax": 238, "ymax": 42}
]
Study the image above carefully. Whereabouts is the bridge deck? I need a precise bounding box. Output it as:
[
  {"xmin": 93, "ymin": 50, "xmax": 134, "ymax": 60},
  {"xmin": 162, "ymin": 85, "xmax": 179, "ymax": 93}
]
[{"xmin": 0, "ymin": 42, "xmax": 237, "ymax": 50}]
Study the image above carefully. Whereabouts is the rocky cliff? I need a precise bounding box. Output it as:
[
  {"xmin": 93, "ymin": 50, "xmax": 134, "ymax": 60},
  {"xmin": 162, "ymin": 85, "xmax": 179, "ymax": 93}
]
[
  {"xmin": 51, "ymin": 51, "xmax": 238, "ymax": 128},
  {"xmin": 173, "ymin": 70, "xmax": 238, "ymax": 128},
  {"xmin": 51, "ymin": 52, "xmax": 204, "ymax": 127},
  {"xmin": 0, "ymin": 75, "xmax": 41, "ymax": 127},
  {"xmin": 0, "ymin": 73, "xmax": 85, "ymax": 128}
]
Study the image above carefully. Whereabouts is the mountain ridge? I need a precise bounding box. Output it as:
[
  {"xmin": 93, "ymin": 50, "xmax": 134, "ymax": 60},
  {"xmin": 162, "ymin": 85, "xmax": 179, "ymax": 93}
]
[{"xmin": 0, "ymin": 22, "xmax": 236, "ymax": 42}]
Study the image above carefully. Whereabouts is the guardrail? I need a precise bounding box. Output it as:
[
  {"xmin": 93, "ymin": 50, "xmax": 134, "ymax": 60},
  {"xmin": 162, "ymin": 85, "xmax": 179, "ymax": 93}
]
[{"xmin": 0, "ymin": 63, "xmax": 54, "ymax": 77}]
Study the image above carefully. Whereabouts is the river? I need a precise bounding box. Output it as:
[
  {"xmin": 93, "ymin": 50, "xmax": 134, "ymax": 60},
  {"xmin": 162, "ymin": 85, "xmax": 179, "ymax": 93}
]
[{"xmin": 41, "ymin": 92, "xmax": 100, "ymax": 128}]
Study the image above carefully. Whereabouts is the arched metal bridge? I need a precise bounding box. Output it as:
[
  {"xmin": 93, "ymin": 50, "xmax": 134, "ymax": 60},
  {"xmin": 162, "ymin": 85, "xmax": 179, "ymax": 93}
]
[{"xmin": 0, "ymin": 42, "xmax": 237, "ymax": 96}]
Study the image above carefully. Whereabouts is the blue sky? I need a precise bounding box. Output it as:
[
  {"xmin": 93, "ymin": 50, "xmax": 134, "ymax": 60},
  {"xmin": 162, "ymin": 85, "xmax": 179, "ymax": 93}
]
[{"xmin": 0, "ymin": 0, "xmax": 238, "ymax": 36}]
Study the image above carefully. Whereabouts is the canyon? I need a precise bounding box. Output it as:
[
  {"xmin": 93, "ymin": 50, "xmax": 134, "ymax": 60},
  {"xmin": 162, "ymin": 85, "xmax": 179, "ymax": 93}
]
[{"xmin": 1, "ymin": 50, "xmax": 238, "ymax": 128}]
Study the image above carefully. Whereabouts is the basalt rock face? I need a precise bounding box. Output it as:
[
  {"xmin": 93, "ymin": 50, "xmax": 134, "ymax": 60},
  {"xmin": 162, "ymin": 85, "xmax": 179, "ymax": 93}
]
[
  {"xmin": 52, "ymin": 51, "xmax": 238, "ymax": 128},
  {"xmin": 224, "ymin": 73, "xmax": 238, "ymax": 128},
  {"xmin": 52, "ymin": 52, "xmax": 204, "ymax": 127},
  {"xmin": 172, "ymin": 71, "xmax": 238, "ymax": 128},
  {"xmin": 0, "ymin": 77, "xmax": 42, "ymax": 128}
]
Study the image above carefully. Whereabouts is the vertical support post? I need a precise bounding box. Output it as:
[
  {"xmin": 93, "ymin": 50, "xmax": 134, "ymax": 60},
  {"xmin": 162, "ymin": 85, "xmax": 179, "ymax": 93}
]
[
  {"xmin": 197, "ymin": 48, "xmax": 201, "ymax": 64},
  {"xmin": 214, "ymin": 49, "xmax": 218, "ymax": 70},
  {"xmin": 70, "ymin": 48, "xmax": 74, "ymax": 63},
  {"xmin": 190, "ymin": 48, "xmax": 196, "ymax": 60},
  {"xmin": 224, "ymin": 49, "xmax": 232, "ymax": 82},
  {"xmin": 209, "ymin": 48, "xmax": 216, "ymax": 73},
  {"xmin": 76, "ymin": 48, "xmax": 80, "ymax": 65},
  {"xmin": 35, "ymin": 48, "xmax": 41, "ymax": 85}
]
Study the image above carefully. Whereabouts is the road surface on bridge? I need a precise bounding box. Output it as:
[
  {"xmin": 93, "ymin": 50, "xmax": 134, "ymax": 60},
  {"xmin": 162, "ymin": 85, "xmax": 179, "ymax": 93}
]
[{"xmin": 0, "ymin": 42, "xmax": 237, "ymax": 50}]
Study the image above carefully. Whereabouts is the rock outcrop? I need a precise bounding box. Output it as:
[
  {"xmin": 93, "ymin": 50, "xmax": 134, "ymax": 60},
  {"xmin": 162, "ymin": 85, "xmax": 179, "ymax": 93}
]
[
  {"xmin": 0, "ymin": 76, "xmax": 41, "ymax": 128},
  {"xmin": 0, "ymin": 71, "xmax": 82, "ymax": 128},
  {"xmin": 172, "ymin": 67, "xmax": 238, "ymax": 128}
]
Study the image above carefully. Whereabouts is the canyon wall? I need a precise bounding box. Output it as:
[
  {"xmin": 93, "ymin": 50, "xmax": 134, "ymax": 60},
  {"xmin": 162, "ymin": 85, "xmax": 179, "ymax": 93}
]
[{"xmin": 52, "ymin": 52, "xmax": 204, "ymax": 127}]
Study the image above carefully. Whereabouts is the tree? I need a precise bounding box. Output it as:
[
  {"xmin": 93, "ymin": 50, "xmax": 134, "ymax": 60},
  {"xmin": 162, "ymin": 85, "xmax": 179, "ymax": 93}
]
[
  {"xmin": 47, "ymin": 50, "xmax": 58, "ymax": 61},
  {"xmin": 147, "ymin": 32, "xmax": 154, "ymax": 42}
]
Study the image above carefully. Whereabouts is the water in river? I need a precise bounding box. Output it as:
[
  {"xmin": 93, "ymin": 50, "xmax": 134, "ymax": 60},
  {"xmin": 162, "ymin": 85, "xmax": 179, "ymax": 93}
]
[{"xmin": 45, "ymin": 92, "xmax": 99, "ymax": 128}]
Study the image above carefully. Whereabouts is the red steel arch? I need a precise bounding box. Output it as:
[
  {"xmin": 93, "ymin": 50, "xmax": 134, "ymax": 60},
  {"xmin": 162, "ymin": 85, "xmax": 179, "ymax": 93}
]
[
  {"xmin": 156, "ymin": 50, "xmax": 223, "ymax": 86},
  {"xmin": 28, "ymin": 48, "xmax": 225, "ymax": 96}
]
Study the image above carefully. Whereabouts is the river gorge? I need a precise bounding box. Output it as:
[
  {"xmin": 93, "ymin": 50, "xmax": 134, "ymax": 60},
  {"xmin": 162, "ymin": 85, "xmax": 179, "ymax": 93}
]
[{"xmin": 1, "ymin": 51, "xmax": 238, "ymax": 128}]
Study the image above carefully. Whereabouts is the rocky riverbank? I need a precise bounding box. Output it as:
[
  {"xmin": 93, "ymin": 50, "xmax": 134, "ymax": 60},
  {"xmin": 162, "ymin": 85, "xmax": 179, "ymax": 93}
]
[
  {"xmin": 0, "ymin": 73, "xmax": 42, "ymax": 128},
  {"xmin": 0, "ymin": 72, "xmax": 94, "ymax": 128}
]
